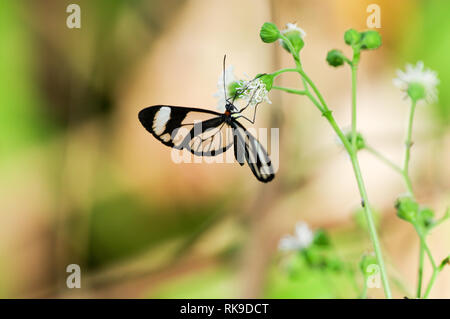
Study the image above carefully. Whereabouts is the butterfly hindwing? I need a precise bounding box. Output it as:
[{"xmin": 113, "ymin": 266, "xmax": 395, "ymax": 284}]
[{"xmin": 232, "ymin": 121, "xmax": 275, "ymax": 183}]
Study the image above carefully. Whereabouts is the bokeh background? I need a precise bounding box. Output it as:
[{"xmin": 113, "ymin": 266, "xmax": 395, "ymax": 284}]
[{"xmin": 0, "ymin": 0, "xmax": 449, "ymax": 298}]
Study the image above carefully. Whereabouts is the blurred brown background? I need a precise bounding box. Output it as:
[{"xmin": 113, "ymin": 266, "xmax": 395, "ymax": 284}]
[{"xmin": 0, "ymin": 0, "xmax": 449, "ymax": 298}]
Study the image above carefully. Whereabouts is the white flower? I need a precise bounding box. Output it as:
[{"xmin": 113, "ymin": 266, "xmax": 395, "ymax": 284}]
[
  {"xmin": 393, "ymin": 61, "xmax": 439, "ymax": 104},
  {"xmin": 236, "ymin": 78, "xmax": 271, "ymax": 107},
  {"xmin": 278, "ymin": 222, "xmax": 314, "ymax": 252},
  {"xmin": 281, "ymin": 23, "xmax": 306, "ymax": 38},
  {"xmin": 213, "ymin": 65, "xmax": 236, "ymax": 112}
]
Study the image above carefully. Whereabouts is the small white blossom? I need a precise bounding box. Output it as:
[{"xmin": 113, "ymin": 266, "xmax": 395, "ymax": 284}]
[
  {"xmin": 281, "ymin": 23, "xmax": 306, "ymax": 38},
  {"xmin": 393, "ymin": 61, "xmax": 439, "ymax": 104},
  {"xmin": 236, "ymin": 78, "xmax": 271, "ymax": 107},
  {"xmin": 278, "ymin": 221, "xmax": 314, "ymax": 252},
  {"xmin": 213, "ymin": 65, "xmax": 236, "ymax": 112}
]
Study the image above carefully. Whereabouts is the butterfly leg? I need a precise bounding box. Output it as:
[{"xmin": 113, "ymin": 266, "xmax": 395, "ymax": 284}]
[{"xmin": 235, "ymin": 102, "xmax": 261, "ymax": 124}]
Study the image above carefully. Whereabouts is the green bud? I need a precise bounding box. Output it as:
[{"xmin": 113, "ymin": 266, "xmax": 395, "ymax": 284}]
[
  {"xmin": 395, "ymin": 196, "xmax": 419, "ymax": 223},
  {"xmin": 359, "ymin": 253, "xmax": 378, "ymax": 277},
  {"xmin": 360, "ymin": 30, "xmax": 382, "ymax": 50},
  {"xmin": 260, "ymin": 22, "xmax": 280, "ymax": 43},
  {"xmin": 326, "ymin": 49, "xmax": 346, "ymax": 67},
  {"xmin": 344, "ymin": 29, "xmax": 361, "ymax": 46},
  {"xmin": 280, "ymin": 32, "xmax": 305, "ymax": 55},
  {"xmin": 407, "ymin": 82, "xmax": 426, "ymax": 102},
  {"xmin": 256, "ymin": 73, "xmax": 274, "ymax": 91},
  {"xmin": 344, "ymin": 131, "xmax": 365, "ymax": 150},
  {"xmin": 312, "ymin": 229, "xmax": 331, "ymax": 247}
]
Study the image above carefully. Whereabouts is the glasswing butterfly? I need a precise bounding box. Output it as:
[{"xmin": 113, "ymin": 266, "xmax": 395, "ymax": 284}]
[{"xmin": 138, "ymin": 56, "xmax": 275, "ymax": 183}]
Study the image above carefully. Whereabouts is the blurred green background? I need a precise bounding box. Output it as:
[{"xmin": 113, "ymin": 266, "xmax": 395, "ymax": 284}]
[{"xmin": 0, "ymin": 0, "xmax": 449, "ymax": 298}]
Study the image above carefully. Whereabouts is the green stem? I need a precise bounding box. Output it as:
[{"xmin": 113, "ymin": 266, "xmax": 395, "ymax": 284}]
[
  {"xmin": 348, "ymin": 152, "xmax": 392, "ymax": 299},
  {"xmin": 272, "ymin": 86, "xmax": 306, "ymax": 95},
  {"xmin": 271, "ymin": 68, "xmax": 298, "ymax": 77},
  {"xmin": 422, "ymin": 245, "xmax": 439, "ymax": 299},
  {"xmin": 299, "ymin": 68, "xmax": 392, "ymax": 299},
  {"xmin": 403, "ymin": 100, "xmax": 417, "ymax": 196},
  {"xmin": 365, "ymin": 145, "xmax": 403, "ymax": 174},
  {"xmin": 278, "ymin": 34, "xmax": 301, "ymax": 64},
  {"xmin": 431, "ymin": 208, "xmax": 450, "ymax": 229},
  {"xmin": 402, "ymin": 99, "xmax": 426, "ymax": 298},
  {"xmin": 424, "ymin": 268, "xmax": 439, "ymax": 298},
  {"xmin": 417, "ymin": 242, "xmax": 424, "ymax": 298},
  {"xmin": 351, "ymin": 58, "xmax": 359, "ymax": 151},
  {"xmin": 273, "ymin": 36, "xmax": 391, "ymax": 297},
  {"xmin": 361, "ymin": 276, "xmax": 368, "ymax": 299},
  {"xmin": 298, "ymin": 69, "xmax": 330, "ymax": 115},
  {"xmin": 414, "ymin": 225, "xmax": 439, "ymax": 298}
]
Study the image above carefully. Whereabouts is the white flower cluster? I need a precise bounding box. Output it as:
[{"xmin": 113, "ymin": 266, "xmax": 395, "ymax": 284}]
[
  {"xmin": 278, "ymin": 221, "xmax": 314, "ymax": 252},
  {"xmin": 236, "ymin": 78, "xmax": 272, "ymax": 107},
  {"xmin": 214, "ymin": 65, "xmax": 271, "ymax": 111},
  {"xmin": 393, "ymin": 61, "xmax": 439, "ymax": 104}
]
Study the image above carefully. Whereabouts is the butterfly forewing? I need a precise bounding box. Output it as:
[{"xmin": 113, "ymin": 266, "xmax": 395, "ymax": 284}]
[{"xmin": 138, "ymin": 105, "xmax": 233, "ymax": 156}]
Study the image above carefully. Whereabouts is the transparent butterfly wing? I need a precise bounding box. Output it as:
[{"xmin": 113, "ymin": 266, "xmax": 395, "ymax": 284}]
[
  {"xmin": 232, "ymin": 121, "xmax": 275, "ymax": 183},
  {"xmin": 138, "ymin": 105, "xmax": 233, "ymax": 156}
]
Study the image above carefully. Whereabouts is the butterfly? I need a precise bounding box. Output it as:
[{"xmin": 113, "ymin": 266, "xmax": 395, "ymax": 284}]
[{"xmin": 138, "ymin": 56, "xmax": 275, "ymax": 183}]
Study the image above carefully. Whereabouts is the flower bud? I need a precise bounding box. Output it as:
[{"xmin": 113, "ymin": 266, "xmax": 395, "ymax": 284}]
[
  {"xmin": 260, "ymin": 22, "xmax": 280, "ymax": 43},
  {"xmin": 395, "ymin": 195, "xmax": 418, "ymax": 223},
  {"xmin": 354, "ymin": 133, "xmax": 365, "ymax": 150},
  {"xmin": 360, "ymin": 30, "xmax": 382, "ymax": 50},
  {"xmin": 312, "ymin": 229, "xmax": 330, "ymax": 247},
  {"xmin": 280, "ymin": 32, "xmax": 305, "ymax": 55},
  {"xmin": 407, "ymin": 82, "xmax": 426, "ymax": 102},
  {"xmin": 279, "ymin": 23, "xmax": 306, "ymax": 55},
  {"xmin": 326, "ymin": 49, "xmax": 345, "ymax": 67},
  {"xmin": 344, "ymin": 29, "xmax": 361, "ymax": 46},
  {"xmin": 344, "ymin": 131, "xmax": 365, "ymax": 150}
]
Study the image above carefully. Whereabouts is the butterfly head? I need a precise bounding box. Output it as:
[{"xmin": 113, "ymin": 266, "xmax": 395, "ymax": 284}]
[{"xmin": 225, "ymin": 101, "xmax": 239, "ymax": 113}]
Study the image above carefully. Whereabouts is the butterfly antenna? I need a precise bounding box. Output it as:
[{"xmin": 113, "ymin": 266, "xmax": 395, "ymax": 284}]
[{"xmin": 223, "ymin": 54, "xmax": 227, "ymax": 102}]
